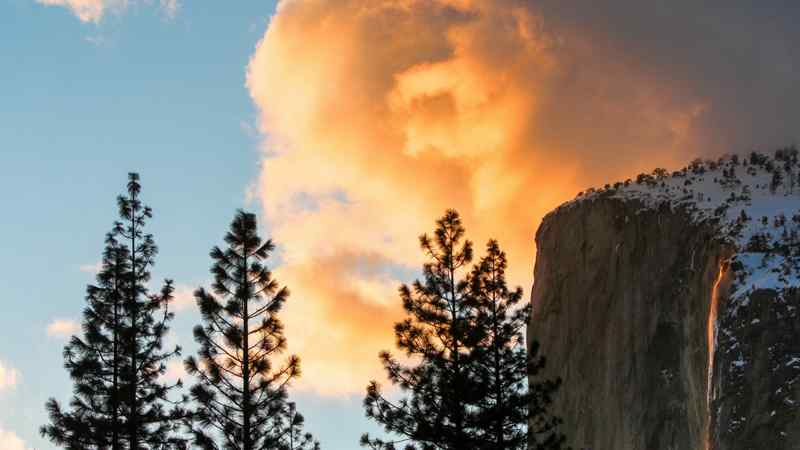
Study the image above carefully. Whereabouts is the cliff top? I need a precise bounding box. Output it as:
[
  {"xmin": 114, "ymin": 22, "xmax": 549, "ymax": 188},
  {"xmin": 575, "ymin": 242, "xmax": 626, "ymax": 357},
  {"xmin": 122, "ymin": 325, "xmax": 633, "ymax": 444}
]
[
  {"xmin": 543, "ymin": 148, "xmax": 800, "ymax": 444},
  {"xmin": 559, "ymin": 148, "xmax": 800, "ymax": 306},
  {"xmin": 556, "ymin": 149, "xmax": 800, "ymax": 438}
]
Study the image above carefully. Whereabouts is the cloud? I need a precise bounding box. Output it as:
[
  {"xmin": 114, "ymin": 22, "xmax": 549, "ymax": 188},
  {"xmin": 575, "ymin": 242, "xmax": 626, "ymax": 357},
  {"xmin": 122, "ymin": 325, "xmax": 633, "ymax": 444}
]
[
  {"xmin": 169, "ymin": 283, "xmax": 196, "ymax": 313},
  {"xmin": 79, "ymin": 261, "xmax": 102, "ymax": 274},
  {"xmin": 83, "ymin": 34, "xmax": 110, "ymax": 46},
  {"xmin": 0, "ymin": 361, "xmax": 19, "ymax": 392},
  {"xmin": 159, "ymin": 0, "xmax": 179, "ymax": 20},
  {"xmin": 35, "ymin": 0, "xmax": 179, "ymax": 23},
  {"xmin": 246, "ymin": 0, "xmax": 800, "ymax": 395},
  {"xmin": 161, "ymin": 359, "xmax": 186, "ymax": 383},
  {"xmin": 276, "ymin": 252, "xmax": 404, "ymax": 395},
  {"xmin": 36, "ymin": 0, "xmax": 108, "ymax": 23},
  {"xmin": 0, "ymin": 425, "xmax": 30, "ymax": 450},
  {"xmin": 46, "ymin": 319, "xmax": 81, "ymax": 339}
]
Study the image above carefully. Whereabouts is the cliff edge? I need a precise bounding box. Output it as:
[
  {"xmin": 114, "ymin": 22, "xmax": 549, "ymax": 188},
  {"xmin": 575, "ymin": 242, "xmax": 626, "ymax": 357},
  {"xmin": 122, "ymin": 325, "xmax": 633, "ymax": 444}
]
[{"xmin": 529, "ymin": 150, "xmax": 800, "ymax": 450}]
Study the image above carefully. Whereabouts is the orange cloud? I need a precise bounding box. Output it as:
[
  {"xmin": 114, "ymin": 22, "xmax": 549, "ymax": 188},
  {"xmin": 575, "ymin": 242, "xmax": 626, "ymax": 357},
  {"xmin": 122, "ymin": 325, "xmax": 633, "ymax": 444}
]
[
  {"xmin": 275, "ymin": 252, "xmax": 403, "ymax": 395},
  {"xmin": 246, "ymin": 0, "xmax": 713, "ymax": 395}
]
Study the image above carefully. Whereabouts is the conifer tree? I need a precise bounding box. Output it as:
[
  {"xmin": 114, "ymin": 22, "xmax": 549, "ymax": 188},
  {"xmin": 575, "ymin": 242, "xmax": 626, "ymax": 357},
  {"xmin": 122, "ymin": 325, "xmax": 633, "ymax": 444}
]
[
  {"xmin": 115, "ymin": 172, "xmax": 187, "ymax": 449},
  {"xmin": 184, "ymin": 210, "xmax": 317, "ymax": 450},
  {"xmin": 284, "ymin": 403, "xmax": 321, "ymax": 450},
  {"xmin": 469, "ymin": 240, "xmax": 565, "ymax": 450},
  {"xmin": 362, "ymin": 210, "xmax": 481, "ymax": 450},
  {"xmin": 41, "ymin": 233, "xmax": 130, "ymax": 449},
  {"xmin": 42, "ymin": 173, "xmax": 187, "ymax": 449}
]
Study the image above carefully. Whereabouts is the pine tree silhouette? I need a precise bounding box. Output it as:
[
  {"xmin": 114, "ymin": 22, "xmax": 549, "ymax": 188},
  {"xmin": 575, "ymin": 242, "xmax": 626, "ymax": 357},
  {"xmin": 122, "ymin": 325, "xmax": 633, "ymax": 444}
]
[
  {"xmin": 42, "ymin": 173, "xmax": 187, "ymax": 449},
  {"xmin": 184, "ymin": 210, "xmax": 318, "ymax": 450},
  {"xmin": 469, "ymin": 240, "xmax": 565, "ymax": 450},
  {"xmin": 362, "ymin": 210, "xmax": 481, "ymax": 450},
  {"xmin": 41, "ymin": 232, "xmax": 130, "ymax": 449},
  {"xmin": 284, "ymin": 402, "xmax": 320, "ymax": 450}
]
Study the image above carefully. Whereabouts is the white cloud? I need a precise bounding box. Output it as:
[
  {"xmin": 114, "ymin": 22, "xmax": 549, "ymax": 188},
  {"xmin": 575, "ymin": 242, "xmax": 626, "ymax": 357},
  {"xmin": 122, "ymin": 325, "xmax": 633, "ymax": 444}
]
[
  {"xmin": 159, "ymin": 0, "xmax": 179, "ymax": 20},
  {"xmin": 36, "ymin": 0, "xmax": 108, "ymax": 23},
  {"xmin": 170, "ymin": 284, "xmax": 196, "ymax": 312},
  {"xmin": 47, "ymin": 319, "xmax": 81, "ymax": 339},
  {"xmin": 0, "ymin": 425, "xmax": 30, "ymax": 450},
  {"xmin": 84, "ymin": 34, "xmax": 110, "ymax": 47},
  {"xmin": 162, "ymin": 359, "xmax": 186, "ymax": 383},
  {"xmin": 0, "ymin": 361, "xmax": 19, "ymax": 393},
  {"xmin": 78, "ymin": 261, "xmax": 102, "ymax": 274},
  {"xmin": 35, "ymin": 0, "xmax": 179, "ymax": 24}
]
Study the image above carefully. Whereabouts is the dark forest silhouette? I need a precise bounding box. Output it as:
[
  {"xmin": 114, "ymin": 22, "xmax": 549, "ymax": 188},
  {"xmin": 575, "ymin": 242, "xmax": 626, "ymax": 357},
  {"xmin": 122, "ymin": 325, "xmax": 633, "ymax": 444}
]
[
  {"xmin": 41, "ymin": 174, "xmax": 565, "ymax": 450},
  {"xmin": 361, "ymin": 211, "xmax": 565, "ymax": 450}
]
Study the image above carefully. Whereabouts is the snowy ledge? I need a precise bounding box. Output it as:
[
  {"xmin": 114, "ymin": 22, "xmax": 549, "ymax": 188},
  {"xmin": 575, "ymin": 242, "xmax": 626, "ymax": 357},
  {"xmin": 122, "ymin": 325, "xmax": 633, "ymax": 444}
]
[
  {"xmin": 559, "ymin": 148, "xmax": 800, "ymax": 303},
  {"xmin": 554, "ymin": 148, "xmax": 800, "ymax": 420}
]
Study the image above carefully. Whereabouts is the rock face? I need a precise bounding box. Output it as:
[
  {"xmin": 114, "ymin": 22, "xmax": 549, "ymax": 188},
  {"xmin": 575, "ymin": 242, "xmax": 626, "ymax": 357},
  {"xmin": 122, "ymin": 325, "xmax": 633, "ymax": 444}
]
[
  {"xmin": 714, "ymin": 289, "xmax": 800, "ymax": 449},
  {"xmin": 529, "ymin": 198, "xmax": 729, "ymax": 450},
  {"xmin": 528, "ymin": 152, "xmax": 800, "ymax": 450}
]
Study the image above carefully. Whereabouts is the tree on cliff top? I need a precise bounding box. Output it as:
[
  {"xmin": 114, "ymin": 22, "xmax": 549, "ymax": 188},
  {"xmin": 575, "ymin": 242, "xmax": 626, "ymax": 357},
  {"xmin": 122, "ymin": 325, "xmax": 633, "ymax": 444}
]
[
  {"xmin": 42, "ymin": 173, "xmax": 187, "ymax": 449},
  {"xmin": 184, "ymin": 210, "xmax": 318, "ymax": 450}
]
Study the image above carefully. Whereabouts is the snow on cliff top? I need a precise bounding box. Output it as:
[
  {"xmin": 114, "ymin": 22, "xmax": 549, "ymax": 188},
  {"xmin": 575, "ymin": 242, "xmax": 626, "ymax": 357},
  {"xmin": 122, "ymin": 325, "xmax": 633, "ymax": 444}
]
[
  {"xmin": 562, "ymin": 147, "xmax": 800, "ymax": 301},
  {"xmin": 561, "ymin": 148, "xmax": 800, "ymax": 435}
]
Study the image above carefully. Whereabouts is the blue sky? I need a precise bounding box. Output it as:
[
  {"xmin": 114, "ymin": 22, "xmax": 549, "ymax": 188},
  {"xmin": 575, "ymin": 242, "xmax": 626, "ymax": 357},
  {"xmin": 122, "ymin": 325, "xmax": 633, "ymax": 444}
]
[
  {"xmin": 6, "ymin": 0, "xmax": 800, "ymax": 449},
  {"xmin": 0, "ymin": 1, "xmax": 382, "ymax": 448}
]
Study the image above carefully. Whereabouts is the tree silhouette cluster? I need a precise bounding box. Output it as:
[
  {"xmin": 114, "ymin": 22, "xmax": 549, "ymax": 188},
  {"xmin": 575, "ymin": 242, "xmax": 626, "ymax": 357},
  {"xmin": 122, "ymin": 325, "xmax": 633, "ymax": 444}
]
[
  {"xmin": 42, "ymin": 174, "xmax": 318, "ymax": 450},
  {"xmin": 42, "ymin": 174, "xmax": 186, "ymax": 449},
  {"xmin": 42, "ymin": 176, "xmax": 566, "ymax": 450},
  {"xmin": 361, "ymin": 211, "xmax": 566, "ymax": 450}
]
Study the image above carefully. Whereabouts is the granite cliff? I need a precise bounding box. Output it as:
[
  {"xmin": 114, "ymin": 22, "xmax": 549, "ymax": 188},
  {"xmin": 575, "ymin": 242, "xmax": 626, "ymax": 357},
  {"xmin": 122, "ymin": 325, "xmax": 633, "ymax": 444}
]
[{"xmin": 529, "ymin": 150, "xmax": 800, "ymax": 450}]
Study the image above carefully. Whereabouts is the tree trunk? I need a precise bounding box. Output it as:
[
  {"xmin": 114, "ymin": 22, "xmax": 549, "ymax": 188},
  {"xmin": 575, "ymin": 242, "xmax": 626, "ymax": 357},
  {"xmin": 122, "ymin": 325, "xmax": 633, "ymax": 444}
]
[
  {"xmin": 129, "ymin": 200, "xmax": 139, "ymax": 450},
  {"xmin": 242, "ymin": 248, "xmax": 251, "ymax": 450}
]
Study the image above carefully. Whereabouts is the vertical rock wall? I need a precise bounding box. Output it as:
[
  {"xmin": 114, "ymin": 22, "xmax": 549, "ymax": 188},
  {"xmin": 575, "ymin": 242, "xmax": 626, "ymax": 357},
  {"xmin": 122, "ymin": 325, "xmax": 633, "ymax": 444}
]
[{"xmin": 528, "ymin": 197, "xmax": 731, "ymax": 450}]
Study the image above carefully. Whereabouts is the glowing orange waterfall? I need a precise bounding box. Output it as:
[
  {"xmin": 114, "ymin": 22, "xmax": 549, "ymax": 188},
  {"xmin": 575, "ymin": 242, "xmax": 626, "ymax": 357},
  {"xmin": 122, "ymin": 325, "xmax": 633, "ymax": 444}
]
[{"xmin": 705, "ymin": 263, "xmax": 726, "ymax": 450}]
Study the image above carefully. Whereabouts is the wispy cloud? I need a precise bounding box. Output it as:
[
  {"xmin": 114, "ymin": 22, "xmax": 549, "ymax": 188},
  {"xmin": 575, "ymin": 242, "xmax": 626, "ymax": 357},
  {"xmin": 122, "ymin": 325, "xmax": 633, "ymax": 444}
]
[
  {"xmin": 0, "ymin": 360, "xmax": 19, "ymax": 393},
  {"xmin": 47, "ymin": 319, "xmax": 81, "ymax": 339},
  {"xmin": 161, "ymin": 359, "xmax": 186, "ymax": 383},
  {"xmin": 169, "ymin": 283, "xmax": 196, "ymax": 313},
  {"xmin": 79, "ymin": 261, "xmax": 102, "ymax": 274},
  {"xmin": 36, "ymin": 0, "xmax": 108, "ymax": 23},
  {"xmin": 84, "ymin": 34, "xmax": 111, "ymax": 47},
  {"xmin": 35, "ymin": 0, "xmax": 179, "ymax": 23},
  {"xmin": 159, "ymin": 0, "xmax": 179, "ymax": 21}
]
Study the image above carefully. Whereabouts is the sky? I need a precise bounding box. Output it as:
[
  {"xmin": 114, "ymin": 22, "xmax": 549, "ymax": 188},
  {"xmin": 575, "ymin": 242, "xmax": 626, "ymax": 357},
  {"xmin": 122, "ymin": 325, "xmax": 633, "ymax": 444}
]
[{"xmin": 3, "ymin": 1, "xmax": 800, "ymax": 449}]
